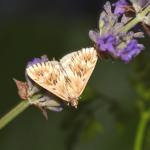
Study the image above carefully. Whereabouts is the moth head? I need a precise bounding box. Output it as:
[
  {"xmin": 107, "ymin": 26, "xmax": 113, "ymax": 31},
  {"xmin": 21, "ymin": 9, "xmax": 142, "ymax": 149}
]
[{"xmin": 70, "ymin": 98, "xmax": 78, "ymax": 108}]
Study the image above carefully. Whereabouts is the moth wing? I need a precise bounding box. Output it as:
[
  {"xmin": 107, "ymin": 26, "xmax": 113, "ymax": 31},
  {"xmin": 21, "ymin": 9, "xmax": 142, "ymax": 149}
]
[
  {"xmin": 26, "ymin": 61, "xmax": 69, "ymax": 101},
  {"xmin": 60, "ymin": 47, "xmax": 98, "ymax": 98}
]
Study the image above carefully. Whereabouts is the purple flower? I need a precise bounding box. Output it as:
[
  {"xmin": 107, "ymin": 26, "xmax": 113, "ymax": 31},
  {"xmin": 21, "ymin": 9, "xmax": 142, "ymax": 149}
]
[
  {"xmin": 89, "ymin": 1, "xmax": 144, "ymax": 63},
  {"xmin": 119, "ymin": 39, "xmax": 144, "ymax": 63},
  {"xmin": 27, "ymin": 55, "xmax": 49, "ymax": 67},
  {"xmin": 97, "ymin": 34, "xmax": 118, "ymax": 53},
  {"xmin": 90, "ymin": 30, "xmax": 144, "ymax": 62},
  {"xmin": 113, "ymin": 0, "xmax": 129, "ymax": 16}
]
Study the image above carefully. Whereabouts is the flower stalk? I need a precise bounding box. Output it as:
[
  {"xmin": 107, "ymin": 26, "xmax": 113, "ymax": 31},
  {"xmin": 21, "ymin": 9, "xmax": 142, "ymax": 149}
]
[
  {"xmin": 120, "ymin": 5, "xmax": 150, "ymax": 33},
  {"xmin": 134, "ymin": 110, "xmax": 150, "ymax": 150},
  {"xmin": 0, "ymin": 101, "xmax": 30, "ymax": 130}
]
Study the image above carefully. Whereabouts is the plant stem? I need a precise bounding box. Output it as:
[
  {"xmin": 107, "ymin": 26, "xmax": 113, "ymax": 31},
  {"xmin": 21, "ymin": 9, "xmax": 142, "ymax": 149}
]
[
  {"xmin": 120, "ymin": 5, "xmax": 150, "ymax": 33},
  {"xmin": 0, "ymin": 101, "xmax": 30, "ymax": 130},
  {"xmin": 134, "ymin": 111, "xmax": 150, "ymax": 150}
]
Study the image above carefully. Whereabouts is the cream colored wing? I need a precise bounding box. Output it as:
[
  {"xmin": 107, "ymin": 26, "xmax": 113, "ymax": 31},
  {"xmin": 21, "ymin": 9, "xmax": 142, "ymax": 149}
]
[
  {"xmin": 60, "ymin": 47, "xmax": 98, "ymax": 99},
  {"xmin": 26, "ymin": 60, "xmax": 69, "ymax": 101}
]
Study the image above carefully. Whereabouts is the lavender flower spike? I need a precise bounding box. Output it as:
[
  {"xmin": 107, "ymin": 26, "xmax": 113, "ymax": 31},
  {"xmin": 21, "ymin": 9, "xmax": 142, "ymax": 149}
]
[{"xmin": 89, "ymin": 1, "xmax": 145, "ymax": 63}]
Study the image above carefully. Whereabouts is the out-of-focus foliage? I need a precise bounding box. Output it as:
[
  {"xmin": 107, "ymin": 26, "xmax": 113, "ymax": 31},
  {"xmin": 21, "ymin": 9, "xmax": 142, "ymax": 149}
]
[
  {"xmin": 132, "ymin": 36, "xmax": 150, "ymax": 150},
  {"xmin": 133, "ymin": 37, "xmax": 150, "ymax": 106}
]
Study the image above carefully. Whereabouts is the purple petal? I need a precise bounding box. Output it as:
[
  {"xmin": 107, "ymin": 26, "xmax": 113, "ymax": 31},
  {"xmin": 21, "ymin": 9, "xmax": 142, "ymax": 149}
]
[
  {"xmin": 89, "ymin": 30, "xmax": 100, "ymax": 43},
  {"xmin": 27, "ymin": 55, "xmax": 49, "ymax": 67},
  {"xmin": 120, "ymin": 39, "xmax": 144, "ymax": 62},
  {"xmin": 97, "ymin": 34, "xmax": 118, "ymax": 53},
  {"xmin": 113, "ymin": 0, "xmax": 128, "ymax": 16}
]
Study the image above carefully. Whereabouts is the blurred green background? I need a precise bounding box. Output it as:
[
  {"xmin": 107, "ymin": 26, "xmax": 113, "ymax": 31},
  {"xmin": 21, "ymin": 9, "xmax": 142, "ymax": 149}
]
[{"xmin": 0, "ymin": 0, "xmax": 150, "ymax": 150}]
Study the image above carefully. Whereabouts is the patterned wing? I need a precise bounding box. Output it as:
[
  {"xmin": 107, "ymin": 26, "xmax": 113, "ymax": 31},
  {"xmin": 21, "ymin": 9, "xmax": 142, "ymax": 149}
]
[
  {"xmin": 26, "ymin": 60, "xmax": 69, "ymax": 101},
  {"xmin": 60, "ymin": 47, "xmax": 98, "ymax": 99}
]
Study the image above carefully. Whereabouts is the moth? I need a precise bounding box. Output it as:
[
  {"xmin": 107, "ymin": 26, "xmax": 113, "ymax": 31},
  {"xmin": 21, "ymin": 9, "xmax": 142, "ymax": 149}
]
[{"xmin": 26, "ymin": 47, "xmax": 98, "ymax": 108}]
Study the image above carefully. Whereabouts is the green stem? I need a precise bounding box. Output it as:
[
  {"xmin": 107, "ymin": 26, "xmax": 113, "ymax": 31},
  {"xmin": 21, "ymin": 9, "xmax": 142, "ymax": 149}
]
[
  {"xmin": 134, "ymin": 111, "xmax": 150, "ymax": 150},
  {"xmin": 0, "ymin": 101, "xmax": 30, "ymax": 130},
  {"xmin": 119, "ymin": 5, "xmax": 150, "ymax": 33}
]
